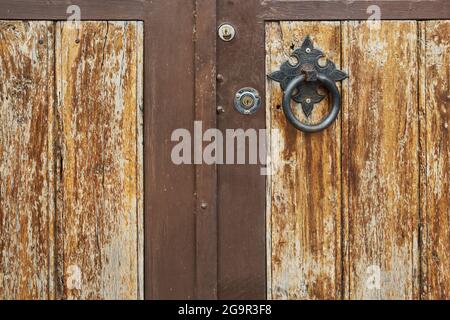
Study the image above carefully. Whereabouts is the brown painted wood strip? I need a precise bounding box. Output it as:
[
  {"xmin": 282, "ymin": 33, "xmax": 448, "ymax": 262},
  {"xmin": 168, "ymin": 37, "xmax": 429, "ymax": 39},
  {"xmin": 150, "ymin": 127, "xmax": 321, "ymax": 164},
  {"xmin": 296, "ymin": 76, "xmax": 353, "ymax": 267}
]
[
  {"xmin": 342, "ymin": 21, "xmax": 420, "ymax": 299},
  {"xmin": 55, "ymin": 21, "xmax": 143, "ymax": 299},
  {"xmin": 194, "ymin": 0, "xmax": 218, "ymax": 299},
  {"xmin": 260, "ymin": 0, "xmax": 450, "ymax": 20},
  {"xmin": 144, "ymin": 0, "xmax": 198, "ymax": 299},
  {"xmin": 0, "ymin": 0, "xmax": 146, "ymax": 20},
  {"xmin": 420, "ymin": 20, "xmax": 450, "ymax": 300},
  {"xmin": 266, "ymin": 21, "xmax": 342, "ymax": 300},
  {"xmin": 0, "ymin": 21, "xmax": 55, "ymax": 300},
  {"xmin": 217, "ymin": 0, "xmax": 267, "ymax": 300},
  {"xmin": 0, "ymin": 0, "xmax": 447, "ymax": 21}
]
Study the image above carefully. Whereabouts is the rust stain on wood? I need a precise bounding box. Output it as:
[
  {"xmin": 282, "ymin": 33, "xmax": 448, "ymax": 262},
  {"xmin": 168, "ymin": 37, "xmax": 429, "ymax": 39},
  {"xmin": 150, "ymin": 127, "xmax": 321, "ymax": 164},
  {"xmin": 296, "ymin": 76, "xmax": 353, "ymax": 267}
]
[
  {"xmin": 1, "ymin": 21, "xmax": 143, "ymax": 300},
  {"xmin": 267, "ymin": 20, "xmax": 449, "ymax": 300},
  {"xmin": 55, "ymin": 21, "xmax": 143, "ymax": 300},
  {"xmin": 0, "ymin": 21, "xmax": 55, "ymax": 300},
  {"xmin": 136, "ymin": 21, "xmax": 144, "ymax": 301},
  {"xmin": 266, "ymin": 21, "xmax": 342, "ymax": 300},
  {"xmin": 342, "ymin": 21, "xmax": 420, "ymax": 300},
  {"xmin": 419, "ymin": 20, "xmax": 449, "ymax": 300}
]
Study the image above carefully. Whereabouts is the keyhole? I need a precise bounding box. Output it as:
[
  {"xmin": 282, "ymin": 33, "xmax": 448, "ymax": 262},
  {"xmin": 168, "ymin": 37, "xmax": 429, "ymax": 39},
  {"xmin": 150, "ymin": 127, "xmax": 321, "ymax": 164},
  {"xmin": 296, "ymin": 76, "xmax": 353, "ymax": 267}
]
[{"xmin": 241, "ymin": 95, "xmax": 255, "ymax": 108}]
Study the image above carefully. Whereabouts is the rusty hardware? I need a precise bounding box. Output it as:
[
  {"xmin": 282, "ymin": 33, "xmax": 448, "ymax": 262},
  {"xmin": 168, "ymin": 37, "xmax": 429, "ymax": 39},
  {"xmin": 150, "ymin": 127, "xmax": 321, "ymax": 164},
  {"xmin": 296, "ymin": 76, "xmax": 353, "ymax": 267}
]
[
  {"xmin": 268, "ymin": 36, "xmax": 348, "ymax": 133},
  {"xmin": 234, "ymin": 87, "xmax": 261, "ymax": 115}
]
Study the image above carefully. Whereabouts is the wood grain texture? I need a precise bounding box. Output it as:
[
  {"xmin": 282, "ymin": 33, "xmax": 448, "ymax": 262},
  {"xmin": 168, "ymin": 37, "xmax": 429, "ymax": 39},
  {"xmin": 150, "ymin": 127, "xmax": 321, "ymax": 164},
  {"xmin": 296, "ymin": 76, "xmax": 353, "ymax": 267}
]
[
  {"xmin": 266, "ymin": 21, "xmax": 342, "ymax": 300},
  {"xmin": 55, "ymin": 21, "xmax": 143, "ymax": 300},
  {"xmin": 223, "ymin": 0, "xmax": 448, "ymax": 301},
  {"xmin": 419, "ymin": 20, "xmax": 450, "ymax": 300},
  {"xmin": 136, "ymin": 21, "xmax": 144, "ymax": 302},
  {"xmin": 0, "ymin": 21, "xmax": 55, "ymax": 300},
  {"xmin": 267, "ymin": 20, "xmax": 450, "ymax": 300},
  {"xmin": 341, "ymin": 21, "xmax": 420, "ymax": 300}
]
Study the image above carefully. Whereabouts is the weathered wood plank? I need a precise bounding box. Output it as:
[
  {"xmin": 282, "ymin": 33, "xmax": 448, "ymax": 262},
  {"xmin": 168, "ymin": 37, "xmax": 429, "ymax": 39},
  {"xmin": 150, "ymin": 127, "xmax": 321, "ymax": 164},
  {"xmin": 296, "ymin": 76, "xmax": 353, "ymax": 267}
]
[
  {"xmin": 266, "ymin": 21, "xmax": 342, "ymax": 300},
  {"xmin": 342, "ymin": 21, "xmax": 420, "ymax": 299},
  {"xmin": 55, "ymin": 21, "xmax": 143, "ymax": 300},
  {"xmin": 0, "ymin": 21, "xmax": 55, "ymax": 300},
  {"xmin": 419, "ymin": 20, "xmax": 450, "ymax": 300},
  {"xmin": 136, "ymin": 21, "xmax": 144, "ymax": 302}
]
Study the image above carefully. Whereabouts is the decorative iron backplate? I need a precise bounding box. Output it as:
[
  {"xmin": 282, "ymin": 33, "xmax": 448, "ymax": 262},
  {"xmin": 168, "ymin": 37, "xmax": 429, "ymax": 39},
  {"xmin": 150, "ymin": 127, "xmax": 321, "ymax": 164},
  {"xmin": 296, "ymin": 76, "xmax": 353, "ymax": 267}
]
[{"xmin": 268, "ymin": 36, "xmax": 348, "ymax": 117}]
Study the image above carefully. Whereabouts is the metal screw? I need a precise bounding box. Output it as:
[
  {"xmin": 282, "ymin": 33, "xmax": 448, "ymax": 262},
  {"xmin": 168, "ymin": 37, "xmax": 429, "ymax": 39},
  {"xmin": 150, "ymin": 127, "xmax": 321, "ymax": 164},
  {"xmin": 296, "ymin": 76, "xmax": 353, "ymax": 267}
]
[
  {"xmin": 216, "ymin": 106, "xmax": 225, "ymax": 114},
  {"xmin": 306, "ymin": 98, "xmax": 311, "ymax": 104},
  {"xmin": 38, "ymin": 39, "xmax": 44, "ymax": 45},
  {"xmin": 200, "ymin": 202, "xmax": 208, "ymax": 210},
  {"xmin": 305, "ymin": 47, "xmax": 311, "ymax": 53}
]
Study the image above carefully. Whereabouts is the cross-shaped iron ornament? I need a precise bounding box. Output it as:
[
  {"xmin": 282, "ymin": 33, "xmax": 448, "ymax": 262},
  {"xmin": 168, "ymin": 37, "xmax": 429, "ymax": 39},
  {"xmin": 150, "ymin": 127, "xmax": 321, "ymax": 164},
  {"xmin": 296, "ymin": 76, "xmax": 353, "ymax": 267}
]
[{"xmin": 268, "ymin": 36, "xmax": 348, "ymax": 133}]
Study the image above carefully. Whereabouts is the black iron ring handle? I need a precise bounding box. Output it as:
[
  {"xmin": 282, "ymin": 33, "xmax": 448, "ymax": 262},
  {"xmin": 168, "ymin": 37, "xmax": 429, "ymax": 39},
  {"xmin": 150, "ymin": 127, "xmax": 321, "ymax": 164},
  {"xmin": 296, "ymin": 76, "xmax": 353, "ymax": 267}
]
[{"xmin": 282, "ymin": 74, "xmax": 341, "ymax": 133}]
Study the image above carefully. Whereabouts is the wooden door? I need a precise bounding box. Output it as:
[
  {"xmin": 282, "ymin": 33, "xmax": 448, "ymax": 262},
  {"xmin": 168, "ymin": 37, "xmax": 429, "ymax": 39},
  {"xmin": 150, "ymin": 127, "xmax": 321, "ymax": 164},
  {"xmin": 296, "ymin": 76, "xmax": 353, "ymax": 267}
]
[
  {"xmin": 0, "ymin": 0, "xmax": 217, "ymax": 300},
  {"xmin": 266, "ymin": 20, "xmax": 449, "ymax": 300},
  {"xmin": 0, "ymin": 21, "xmax": 144, "ymax": 300},
  {"xmin": 0, "ymin": 0, "xmax": 448, "ymax": 301},
  {"xmin": 215, "ymin": 0, "xmax": 449, "ymax": 300}
]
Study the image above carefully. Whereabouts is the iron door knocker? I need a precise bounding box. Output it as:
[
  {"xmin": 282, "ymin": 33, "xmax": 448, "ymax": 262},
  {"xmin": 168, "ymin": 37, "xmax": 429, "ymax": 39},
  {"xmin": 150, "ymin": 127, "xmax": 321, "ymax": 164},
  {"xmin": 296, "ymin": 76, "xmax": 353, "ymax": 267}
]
[{"xmin": 268, "ymin": 36, "xmax": 348, "ymax": 133}]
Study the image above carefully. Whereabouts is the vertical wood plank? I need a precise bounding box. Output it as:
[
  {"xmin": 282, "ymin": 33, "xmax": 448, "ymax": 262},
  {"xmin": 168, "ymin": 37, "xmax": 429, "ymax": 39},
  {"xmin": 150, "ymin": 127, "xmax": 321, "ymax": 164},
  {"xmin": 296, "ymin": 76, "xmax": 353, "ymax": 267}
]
[
  {"xmin": 144, "ymin": 0, "xmax": 197, "ymax": 299},
  {"xmin": 342, "ymin": 21, "xmax": 420, "ymax": 299},
  {"xmin": 420, "ymin": 20, "xmax": 450, "ymax": 300},
  {"xmin": 194, "ymin": 0, "xmax": 218, "ymax": 299},
  {"xmin": 217, "ymin": 0, "xmax": 266, "ymax": 299},
  {"xmin": 0, "ymin": 21, "xmax": 54, "ymax": 300},
  {"xmin": 266, "ymin": 21, "xmax": 342, "ymax": 300},
  {"xmin": 136, "ymin": 21, "xmax": 144, "ymax": 301},
  {"xmin": 55, "ymin": 21, "xmax": 143, "ymax": 300}
]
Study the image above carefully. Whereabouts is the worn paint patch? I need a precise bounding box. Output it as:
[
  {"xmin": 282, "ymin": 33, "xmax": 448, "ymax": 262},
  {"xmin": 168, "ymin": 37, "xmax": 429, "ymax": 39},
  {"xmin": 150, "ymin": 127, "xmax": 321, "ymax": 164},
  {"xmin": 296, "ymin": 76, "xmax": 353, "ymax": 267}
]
[
  {"xmin": 267, "ymin": 20, "xmax": 449, "ymax": 300},
  {"xmin": 420, "ymin": 20, "xmax": 450, "ymax": 300},
  {"xmin": 266, "ymin": 21, "xmax": 342, "ymax": 300},
  {"xmin": 55, "ymin": 21, "xmax": 143, "ymax": 300},
  {"xmin": 0, "ymin": 20, "xmax": 143, "ymax": 300},
  {"xmin": 0, "ymin": 21, "xmax": 54, "ymax": 300},
  {"xmin": 341, "ymin": 21, "xmax": 420, "ymax": 300}
]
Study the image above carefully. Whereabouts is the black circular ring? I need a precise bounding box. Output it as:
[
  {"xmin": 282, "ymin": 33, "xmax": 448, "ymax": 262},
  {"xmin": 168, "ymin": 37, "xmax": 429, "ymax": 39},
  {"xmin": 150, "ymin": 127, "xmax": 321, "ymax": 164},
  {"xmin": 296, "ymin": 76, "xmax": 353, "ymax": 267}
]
[{"xmin": 282, "ymin": 74, "xmax": 341, "ymax": 133}]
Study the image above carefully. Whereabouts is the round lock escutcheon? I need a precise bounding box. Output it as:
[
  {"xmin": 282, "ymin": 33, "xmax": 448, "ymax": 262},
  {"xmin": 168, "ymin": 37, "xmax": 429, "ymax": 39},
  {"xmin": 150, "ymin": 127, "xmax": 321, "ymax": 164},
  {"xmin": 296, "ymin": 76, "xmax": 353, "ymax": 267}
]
[
  {"xmin": 234, "ymin": 87, "xmax": 261, "ymax": 115},
  {"xmin": 218, "ymin": 23, "xmax": 236, "ymax": 42}
]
